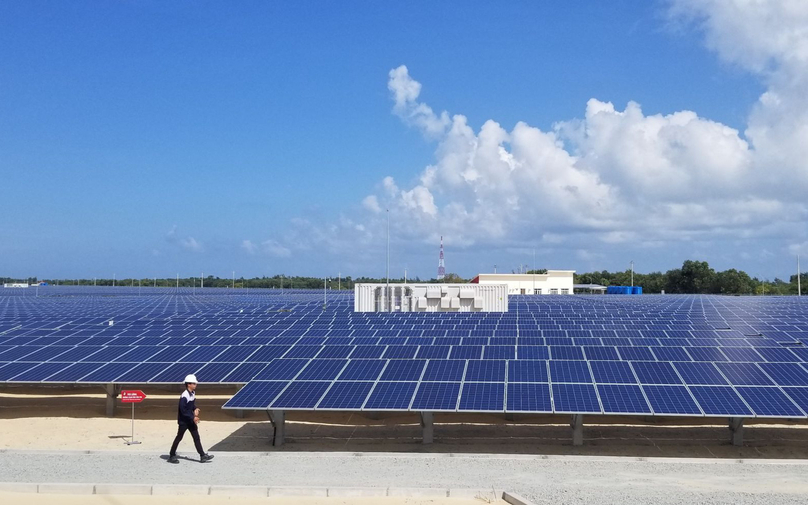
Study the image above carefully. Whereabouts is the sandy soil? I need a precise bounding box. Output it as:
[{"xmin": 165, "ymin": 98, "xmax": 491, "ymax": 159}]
[
  {"xmin": 2, "ymin": 385, "xmax": 808, "ymax": 458},
  {"xmin": 0, "ymin": 493, "xmax": 492, "ymax": 505}
]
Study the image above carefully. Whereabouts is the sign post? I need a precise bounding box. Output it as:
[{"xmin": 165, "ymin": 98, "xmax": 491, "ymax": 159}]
[{"xmin": 120, "ymin": 390, "xmax": 146, "ymax": 445}]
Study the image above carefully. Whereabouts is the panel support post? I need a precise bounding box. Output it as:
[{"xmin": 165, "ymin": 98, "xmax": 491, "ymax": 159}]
[
  {"xmin": 420, "ymin": 412, "xmax": 434, "ymax": 444},
  {"xmin": 234, "ymin": 385, "xmax": 245, "ymax": 419},
  {"xmin": 268, "ymin": 410, "xmax": 285, "ymax": 447},
  {"xmin": 571, "ymin": 414, "xmax": 584, "ymax": 446},
  {"xmin": 104, "ymin": 384, "xmax": 117, "ymax": 417},
  {"xmin": 729, "ymin": 417, "xmax": 744, "ymax": 446}
]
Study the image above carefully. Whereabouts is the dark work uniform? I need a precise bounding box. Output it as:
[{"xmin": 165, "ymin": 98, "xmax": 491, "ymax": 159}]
[{"xmin": 169, "ymin": 389, "xmax": 205, "ymax": 457}]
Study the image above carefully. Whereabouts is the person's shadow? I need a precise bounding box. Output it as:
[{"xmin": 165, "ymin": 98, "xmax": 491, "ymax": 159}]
[{"xmin": 158, "ymin": 454, "xmax": 201, "ymax": 463}]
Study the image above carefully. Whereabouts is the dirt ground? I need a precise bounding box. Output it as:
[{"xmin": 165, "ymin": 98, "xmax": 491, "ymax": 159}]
[
  {"xmin": 2, "ymin": 384, "xmax": 808, "ymax": 458},
  {"xmin": 0, "ymin": 493, "xmax": 492, "ymax": 505}
]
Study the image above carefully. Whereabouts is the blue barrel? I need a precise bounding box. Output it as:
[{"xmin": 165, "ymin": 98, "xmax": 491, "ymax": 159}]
[
  {"xmin": 632, "ymin": 286, "xmax": 642, "ymax": 295},
  {"xmin": 621, "ymin": 286, "xmax": 629, "ymax": 294},
  {"xmin": 607, "ymin": 286, "xmax": 616, "ymax": 294}
]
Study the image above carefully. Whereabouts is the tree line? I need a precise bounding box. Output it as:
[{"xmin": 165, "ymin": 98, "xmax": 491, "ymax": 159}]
[
  {"xmin": 575, "ymin": 260, "xmax": 807, "ymax": 295},
  {"xmin": 3, "ymin": 260, "xmax": 805, "ymax": 294}
]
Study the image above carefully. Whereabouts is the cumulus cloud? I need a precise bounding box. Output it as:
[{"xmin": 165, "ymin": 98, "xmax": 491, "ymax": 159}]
[
  {"xmin": 166, "ymin": 225, "xmax": 203, "ymax": 252},
  {"xmin": 241, "ymin": 238, "xmax": 291, "ymax": 258},
  {"xmin": 250, "ymin": 2, "xmax": 808, "ymax": 271}
]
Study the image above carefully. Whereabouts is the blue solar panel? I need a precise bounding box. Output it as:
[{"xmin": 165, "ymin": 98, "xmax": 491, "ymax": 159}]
[
  {"xmin": 597, "ymin": 384, "xmax": 651, "ymax": 414},
  {"xmin": 642, "ymin": 385, "xmax": 702, "ymax": 415},
  {"xmin": 117, "ymin": 362, "xmax": 171, "ymax": 382},
  {"xmin": 270, "ymin": 381, "xmax": 331, "ymax": 409},
  {"xmin": 196, "ymin": 362, "xmax": 245, "ymax": 382},
  {"xmin": 583, "ymin": 346, "xmax": 620, "ymax": 361},
  {"xmin": 364, "ymin": 382, "xmax": 418, "ymax": 410},
  {"xmin": 631, "ymin": 361, "xmax": 682, "ymax": 385},
  {"xmin": 42, "ymin": 362, "xmax": 105, "ymax": 382},
  {"xmin": 458, "ymin": 382, "xmax": 504, "ymax": 411},
  {"xmin": 464, "ymin": 360, "xmax": 506, "ymax": 382},
  {"xmin": 79, "ymin": 362, "xmax": 136, "ymax": 382},
  {"xmin": 685, "ymin": 347, "xmax": 728, "ymax": 362},
  {"xmin": 7, "ymin": 362, "xmax": 71, "ymax": 382},
  {"xmin": 506, "ymin": 383, "xmax": 551, "ymax": 412},
  {"xmin": 650, "ymin": 347, "xmax": 691, "ymax": 362},
  {"xmin": 297, "ymin": 359, "xmax": 348, "ymax": 380},
  {"xmin": 550, "ymin": 346, "xmax": 584, "ymax": 360},
  {"xmin": 551, "ymin": 383, "xmax": 601, "ymax": 413},
  {"xmin": 549, "ymin": 361, "xmax": 592, "ymax": 383},
  {"xmin": 673, "ymin": 362, "xmax": 728, "ymax": 385},
  {"xmin": 758, "ymin": 363, "xmax": 808, "ymax": 387},
  {"xmin": 783, "ymin": 387, "xmax": 808, "ymax": 413},
  {"xmin": 449, "ymin": 346, "xmax": 483, "ymax": 360},
  {"xmin": 380, "ymin": 360, "xmax": 426, "ymax": 381},
  {"xmin": 223, "ymin": 381, "xmax": 286, "ymax": 409},
  {"xmin": 422, "ymin": 360, "xmax": 466, "ymax": 381},
  {"xmin": 735, "ymin": 387, "xmax": 805, "ymax": 417},
  {"xmin": 517, "ymin": 346, "xmax": 549, "ymax": 360},
  {"xmin": 317, "ymin": 381, "xmax": 374, "ymax": 409},
  {"xmin": 507, "ymin": 360, "xmax": 547, "ymax": 383},
  {"xmin": 715, "ymin": 363, "xmax": 774, "ymax": 386},
  {"xmin": 590, "ymin": 361, "xmax": 637, "ymax": 384},
  {"xmin": 253, "ymin": 359, "xmax": 309, "ymax": 380},
  {"xmin": 222, "ymin": 362, "xmax": 268, "ymax": 382},
  {"xmin": 411, "ymin": 382, "xmax": 461, "ymax": 411},
  {"xmin": 16, "ymin": 346, "xmax": 74, "ymax": 362},
  {"xmin": 688, "ymin": 386, "xmax": 752, "ymax": 416},
  {"xmin": 338, "ymin": 360, "xmax": 386, "ymax": 381},
  {"xmin": 149, "ymin": 362, "xmax": 206, "ymax": 383}
]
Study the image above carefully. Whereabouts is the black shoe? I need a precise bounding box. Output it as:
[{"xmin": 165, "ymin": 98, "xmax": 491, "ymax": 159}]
[
  {"xmin": 200, "ymin": 453, "xmax": 214, "ymax": 462},
  {"xmin": 168, "ymin": 455, "xmax": 179, "ymax": 464}
]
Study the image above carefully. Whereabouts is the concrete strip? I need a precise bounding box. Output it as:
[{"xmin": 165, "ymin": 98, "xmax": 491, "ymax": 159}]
[
  {"xmin": 503, "ymin": 491, "xmax": 537, "ymax": 505},
  {"xmin": 151, "ymin": 484, "xmax": 210, "ymax": 495},
  {"xmin": 37, "ymin": 483, "xmax": 95, "ymax": 495},
  {"xmin": 94, "ymin": 483, "xmax": 152, "ymax": 495},
  {"xmin": 450, "ymin": 488, "xmax": 502, "ymax": 500},
  {"xmin": 209, "ymin": 485, "xmax": 268, "ymax": 497},
  {"xmin": 388, "ymin": 487, "xmax": 448, "ymax": 497},
  {"xmin": 268, "ymin": 487, "xmax": 329, "ymax": 497},
  {"xmin": 0, "ymin": 482, "xmax": 38, "ymax": 493},
  {"xmin": 328, "ymin": 487, "xmax": 389, "ymax": 497}
]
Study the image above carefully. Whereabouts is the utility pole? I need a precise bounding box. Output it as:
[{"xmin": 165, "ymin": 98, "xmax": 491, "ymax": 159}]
[
  {"xmin": 533, "ymin": 249, "xmax": 536, "ymax": 294},
  {"xmin": 176, "ymin": 273, "xmax": 179, "ymax": 289},
  {"xmin": 338, "ymin": 272, "xmax": 341, "ymax": 291},
  {"xmin": 323, "ymin": 277, "xmax": 327, "ymax": 309},
  {"xmin": 494, "ymin": 264, "xmax": 497, "ymax": 274},
  {"xmin": 630, "ymin": 260, "xmax": 634, "ymax": 287},
  {"xmin": 386, "ymin": 208, "xmax": 390, "ymax": 313}
]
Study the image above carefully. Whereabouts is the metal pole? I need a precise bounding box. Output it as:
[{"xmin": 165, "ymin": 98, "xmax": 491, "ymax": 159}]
[
  {"xmin": 630, "ymin": 261, "xmax": 634, "ymax": 287},
  {"xmin": 533, "ymin": 249, "xmax": 536, "ymax": 294},
  {"xmin": 338, "ymin": 272, "xmax": 341, "ymax": 291},
  {"xmin": 324, "ymin": 277, "xmax": 327, "ymax": 309},
  {"xmin": 386, "ymin": 208, "xmax": 390, "ymax": 312},
  {"xmin": 176, "ymin": 274, "xmax": 179, "ymax": 289}
]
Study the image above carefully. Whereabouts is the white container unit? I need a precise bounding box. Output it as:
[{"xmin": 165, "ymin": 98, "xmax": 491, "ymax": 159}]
[{"xmin": 354, "ymin": 283, "xmax": 508, "ymax": 313}]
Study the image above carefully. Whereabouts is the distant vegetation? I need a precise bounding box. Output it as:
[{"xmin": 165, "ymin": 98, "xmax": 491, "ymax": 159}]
[
  {"xmin": 2, "ymin": 260, "xmax": 805, "ymax": 295},
  {"xmin": 575, "ymin": 260, "xmax": 807, "ymax": 295}
]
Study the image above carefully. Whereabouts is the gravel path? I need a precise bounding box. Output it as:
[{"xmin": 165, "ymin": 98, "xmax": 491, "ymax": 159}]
[{"xmin": 2, "ymin": 451, "xmax": 808, "ymax": 504}]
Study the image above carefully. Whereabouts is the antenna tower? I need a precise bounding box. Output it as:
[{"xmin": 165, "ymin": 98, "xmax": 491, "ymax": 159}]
[{"xmin": 438, "ymin": 236, "xmax": 446, "ymax": 280}]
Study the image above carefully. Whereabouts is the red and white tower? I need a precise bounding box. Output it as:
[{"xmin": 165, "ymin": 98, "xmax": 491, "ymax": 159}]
[{"xmin": 437, "ymin": 236, "xmax": 446, "ymax": 280}]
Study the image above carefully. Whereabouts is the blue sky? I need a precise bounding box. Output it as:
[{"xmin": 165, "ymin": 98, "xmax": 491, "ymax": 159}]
[{"xmin": 1, "ymin": 1, "xmax": 805, "ymax": 281}]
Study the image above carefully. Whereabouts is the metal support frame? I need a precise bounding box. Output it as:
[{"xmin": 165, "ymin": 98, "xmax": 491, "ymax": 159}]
[
  {"xmin": 104, "ymin": 384, "xmax": 118, "ymax": 417},
  {"xmin": 729, "ymin": 417, "xmax": 744, "ymax": 446},
  {"xmin": 234, "ymin": 385, "xmax": 245, "ymax": 419},
  {"xmin": 268, "ymin": 409, "xmax": 286, "ymax": 447},
  {"xmin": 420, "ymin": 412, "xmax": 434, "ymax": 444},
  {"xmin": 571, "ymin": 414, "xmax": 584, "ymax": 446}
]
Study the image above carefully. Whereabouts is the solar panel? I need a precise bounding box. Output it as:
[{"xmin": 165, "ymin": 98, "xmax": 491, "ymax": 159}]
[
  {"xmin": 270, "ymin": 381, "xmax": 332, "ymax": 409},
  {"xmin": 508, "ymin": 360, "xmax": 548, "ymax": 383},
  {"xmin": 551, "ymin": 383, "xmax": 601, "ymax": 413},
  {"xmin": 735, "ymin": 387, "xmax": 805, "ymax": 417},
  {"xmin": 642, "ymin": 385, "xmax": 702, "ymax": 415},
  {"xmin": 688, "ymin": 386, "xmax": 752, "ymax": 416},
  {"xmin": 364, "ymin": 381, "xmax": 418, "ymax": 410},
  {"xmin": 672, "ymin": 362, "xmax": 728, "ymax": 385},
  {"xmin": 506, "ymin": 383, "xmax": 551, "ymax": 412},
  {"xmin": 223, "ymin": 381, "xmax": 287, "ymax": 409},
  {"xmin": 590, "ymin": 361, "xmax": 637, "ymax": 384},
  {"xmin": 380, "ymin": 360, "xmax": 426, "ymax": 381},
  {"xmin": 464, "ymin": 360, "xmax": 506, "ymax": 382},
  {"xmin": 597, "ymin": 384, "xmax": 651, "ymax": 414},
  {"xmin": 631, "ymin": 361, "xmax": 682, "ymax": 385},
  {"xmin": 411, "ymin": 382, "xmax": 461, "ymax": 411},
  {"xmin": 549, "ymin": 361, "xmax": 592, "ymax": 383},
  {"xmin": 458, "ymin": 382, "xmax": 505, "ymax": 411},
  {"xmin": 317, "ymin": 381, "xmax": 374, "ymax": 409},
  {"xmin": 715, "ymin": 363, "xmax": 774, "ymax": 386}
]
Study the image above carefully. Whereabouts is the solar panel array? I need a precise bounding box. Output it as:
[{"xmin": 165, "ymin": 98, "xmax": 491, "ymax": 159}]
[{"xmin": 2, "ymin": 287, "xmax": 808, "ymax": 418}]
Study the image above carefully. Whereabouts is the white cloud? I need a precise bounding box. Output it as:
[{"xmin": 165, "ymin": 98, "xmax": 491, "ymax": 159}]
[
  {"xmin": 251, "ymin": 3, "xmax": 808, "ymax": 272},
  {"xmin": 165, "ymin": 225, "xmax": 203, "ymax": 253},
  {"xmin": 241, "ymin": 240, "xmax": 258, "ymax": 254}
]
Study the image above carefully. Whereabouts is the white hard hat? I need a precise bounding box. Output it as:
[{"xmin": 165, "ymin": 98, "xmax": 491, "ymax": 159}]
[{"xmin": 184, "ymin": 374, "xmax": 198, "ymax": 384}]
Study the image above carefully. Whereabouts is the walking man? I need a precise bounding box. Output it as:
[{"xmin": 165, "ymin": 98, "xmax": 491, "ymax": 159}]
[{"xmin": 168, "ymin": 374, "xmax": 214, "ymax": 463}]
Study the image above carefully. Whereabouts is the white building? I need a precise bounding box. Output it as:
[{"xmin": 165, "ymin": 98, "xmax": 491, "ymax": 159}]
[
  {"xmin": 469, "ymin": 271, "xmax": 575, "ymax": 295},
  {"xmin": 354, "ymin": 283, "xmax": 508, "ymax": 312}
]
